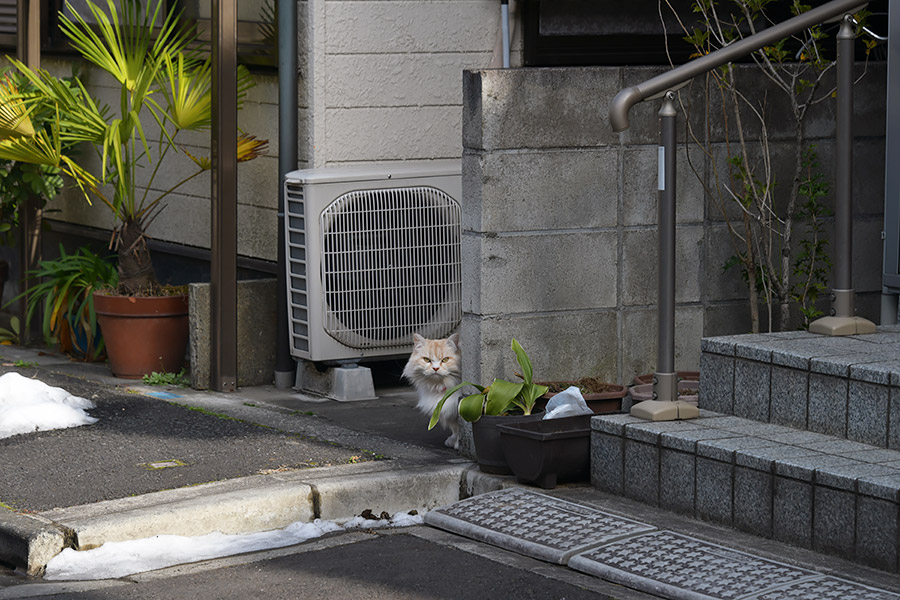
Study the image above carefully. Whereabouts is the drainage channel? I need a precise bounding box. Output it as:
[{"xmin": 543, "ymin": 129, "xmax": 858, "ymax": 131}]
[{"xmin": 426, "ymin": 488, "xmax": 900, "ymax": 600}]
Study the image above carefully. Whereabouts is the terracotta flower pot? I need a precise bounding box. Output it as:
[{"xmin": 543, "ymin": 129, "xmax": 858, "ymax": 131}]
[
  {"xmin": 536, "ymin": 380, "xmax": 627, "ymax": 414},
  {"xmin": 93, "ymin": 292, "xmax": 189, "ymax": 379},
  {"xmin": 471, "ymin": 411, "xmax": 545, "ymax": 475}
]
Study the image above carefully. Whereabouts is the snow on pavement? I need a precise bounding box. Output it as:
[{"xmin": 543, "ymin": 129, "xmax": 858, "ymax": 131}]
[
  {"xmin": 0, "ymin": 372, "xmax": 97, "ymax": 439},
  {"xmin": 44, "ymin": 511, "xmax": 425, "ymax": 580}
]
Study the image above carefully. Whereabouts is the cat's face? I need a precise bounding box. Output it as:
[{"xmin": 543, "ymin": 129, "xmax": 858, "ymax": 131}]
[{"xmin": 404, "ymin": 333, "xmax": 461, "ymax": 381}]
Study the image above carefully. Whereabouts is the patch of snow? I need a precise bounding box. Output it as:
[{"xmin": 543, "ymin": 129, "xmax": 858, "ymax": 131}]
[
  {"xmin": 44, "ymin": 510, "xmax": 425, "ymax": 581},
  {"xmin": 0, "ymin": 372, "xmax": 97, "ymax": 439}
]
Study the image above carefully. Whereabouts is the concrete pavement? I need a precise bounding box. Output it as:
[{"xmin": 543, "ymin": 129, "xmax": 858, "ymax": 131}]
[{"xmin": 1, "ymin": 344, "xmax": 899, "ymax": 599}]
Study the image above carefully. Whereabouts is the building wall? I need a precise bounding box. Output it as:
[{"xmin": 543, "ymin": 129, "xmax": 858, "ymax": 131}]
[
  {"xmin": 39, "ymin": 0, "xmax": 524, "ymax": 265},
  {"xmin": 461, "ymin": 64, "xmax": 887, "ymax": 387},
  {"xmin": 302, "ymin": 0, "xmax": 521, "ymax": 167}
]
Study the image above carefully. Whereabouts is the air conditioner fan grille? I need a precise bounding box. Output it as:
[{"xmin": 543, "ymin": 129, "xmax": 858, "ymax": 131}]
[{"xmin": 321, "ymin": 186, "xmax": 461, "ymax": 348}]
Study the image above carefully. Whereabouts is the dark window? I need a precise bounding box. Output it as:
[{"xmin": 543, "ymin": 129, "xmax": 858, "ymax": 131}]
[{"xmin": 522, "ymin": 0, "xmax": 889, "ymax": 67}]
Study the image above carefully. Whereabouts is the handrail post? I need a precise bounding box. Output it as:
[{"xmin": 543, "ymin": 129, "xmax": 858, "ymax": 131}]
[
  {"xmin": 631, "ymin": 92, "xmax": 699, "ymax": 422},
  {"xmin": 809, "ymin": 15, "xmax": 876, "ymax": 336}
]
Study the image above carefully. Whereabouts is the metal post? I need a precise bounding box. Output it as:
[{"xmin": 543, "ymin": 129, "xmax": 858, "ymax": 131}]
[
  {"xmin": 501, "ymin": 0, "xmax": 510, "ymax": 68},
  {"xmin": 16, "ymin": 0, "xmax": 41, "ymax": 345},
  {"xmin": 809, "ymin": 15, "xmax": 876, "ymax": 336},
  {"xmin": 656, "ymin": 93, "xmax": 677, "ymax": 403},
  {"xmin": 274, "ymin": 0, "xmax": 298, "ymax": 388},
  {"xmin": 630, "ymin": 92, "xmax": 698, "ymax": 422},
  {"xmin": 210, "ymin": 0, "xmax": 238, "ymax": 391}
]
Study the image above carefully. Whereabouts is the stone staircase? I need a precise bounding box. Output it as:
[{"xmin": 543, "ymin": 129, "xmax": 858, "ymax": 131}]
[{"xmin": 590, "ymin": 326, "xmax": 900, "ymax": 574}]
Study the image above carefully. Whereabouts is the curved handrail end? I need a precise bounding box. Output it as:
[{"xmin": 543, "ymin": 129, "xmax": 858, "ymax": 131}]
[{"xmin": 609, "ymin": 87, "xmax": 642, "ymax": 133}]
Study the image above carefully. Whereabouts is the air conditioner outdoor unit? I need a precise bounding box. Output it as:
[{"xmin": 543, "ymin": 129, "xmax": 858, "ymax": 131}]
[{"xmin": 283, "ymin": 160, "xmax": 462, "ymax": 363}]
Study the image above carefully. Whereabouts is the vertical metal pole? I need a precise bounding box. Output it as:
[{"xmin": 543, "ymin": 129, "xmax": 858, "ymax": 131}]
[
  {"xmin": 16, "ymin": 0, "xmax": 41, "ymax": 345},
  {"xmin": 274, "ymin": 0, "xmax": 298, "ymax": 388},
  {"xmin": 501, "ymin": 0, "xmax": 510, "ymax": 68},
  {"xmin": 833, "ymin": 15, "xmax": 854, "ymax": 311},
  {"xmin": 210, "ymin": 0, "xmax": 238, "ymax": 392},
  {"xmin": 809, "ymin": 14, "xmax": 875, "ymax": 335},
  {"xmin": 655, "ymin": 92, "xmax": 677, "ymax": 403}
]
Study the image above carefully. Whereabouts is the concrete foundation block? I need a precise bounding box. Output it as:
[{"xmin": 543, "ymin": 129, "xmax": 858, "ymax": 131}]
[
  {"xmin": 294, "ymin": 362, "xmax": 376, "ymax": 401},
  {"xmin": 189, "ymin": 278, "xmax": 278, "ymax": 390}
]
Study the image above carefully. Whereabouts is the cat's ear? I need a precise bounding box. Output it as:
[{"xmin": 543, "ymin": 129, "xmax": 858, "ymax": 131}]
[
  {"xmin": 448, "ymin": 333, "xmax": 460, "ymax": 349},
  {"xmin": 412, "ymin": 333, "xmax": 426, "ymax": 346}
]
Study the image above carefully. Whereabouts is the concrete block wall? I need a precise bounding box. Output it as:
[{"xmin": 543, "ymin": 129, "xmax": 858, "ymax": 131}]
[{"xmin": 461, "ymin": 64, "xmax": 886, "ymax": 388}]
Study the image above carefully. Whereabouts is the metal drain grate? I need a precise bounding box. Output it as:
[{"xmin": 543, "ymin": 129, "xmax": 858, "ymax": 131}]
[
  {"xmin": 424, "ymin": 487, "xmax": 655, "ymax": 564},
  {"xmin": 569, "ymin": 531, "xmax": 900, "ymax": 600}
]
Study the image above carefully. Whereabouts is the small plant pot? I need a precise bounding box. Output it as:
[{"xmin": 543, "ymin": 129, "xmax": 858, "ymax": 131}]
[
  {"xmin": 497, "ymin": 414, "xmax": 591, "ymax": 489},
  {"xmin": 536, "ymin": 380, "xmax": 627, "ymax": 414},
  {"xmin": 632, "ymin": 371, "xmax": 700, "ymax": 386},
  {"xmin": 471, "ymin": 412, "xmax": 544, "ymax": 475},
  {"xmin": 629, "ymin": 380, "xmax": 699, "ymax": 406}
]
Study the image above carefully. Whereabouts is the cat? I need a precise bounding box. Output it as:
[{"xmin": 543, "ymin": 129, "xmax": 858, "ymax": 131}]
[{"xmin": 402, "ymin": 333, "xmax": 462, "ymax": 449}]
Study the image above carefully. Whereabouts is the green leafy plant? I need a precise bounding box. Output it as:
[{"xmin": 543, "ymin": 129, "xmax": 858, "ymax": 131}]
[
  {"xmin": 0, "ymin": 70, "xmax": 68, "ymax": 247},
  {"xmin": 790, "ymin": 146, "xmax": 832, "ymax": 328},
  {"xmin": 12, "ymin": 244, "xmax": 118, "ymax": 359},
  {"xmin": 428, "ymin": 339, "xmax": 549, "ymax": 428},
  {"xmin": 0, "ymin": 316, "xmax": 19, "ymax": 345},
  {"xmin": 142, "ymin": 368, "xmax": 189, "ymax": 386},
  {"xmin": 0, "ymin": 0, "xmax": 267, "ymax": 296}
]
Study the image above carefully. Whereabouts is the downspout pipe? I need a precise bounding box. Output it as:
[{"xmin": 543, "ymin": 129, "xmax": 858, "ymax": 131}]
[
  {"xmin": 501, "ymin": 0, "xmax": 510, "ymax": 68},
  {"xmin": 275, "ymin": 0, "xmax": 298, "ymax": 388},
  {"xmin": 609, "ymin": 0, "xmax": 868, "ymax": 132}
]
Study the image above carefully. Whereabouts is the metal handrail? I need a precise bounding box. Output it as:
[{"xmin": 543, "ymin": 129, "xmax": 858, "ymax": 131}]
[{"xmin": 609, "ymin": 0, "xmax": 868, "ymax": 132}]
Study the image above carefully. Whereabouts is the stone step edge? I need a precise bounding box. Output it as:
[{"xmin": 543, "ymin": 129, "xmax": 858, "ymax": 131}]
[{"xmin": 590, "ymin": 411, "xmax": 900, "ymax": 573}]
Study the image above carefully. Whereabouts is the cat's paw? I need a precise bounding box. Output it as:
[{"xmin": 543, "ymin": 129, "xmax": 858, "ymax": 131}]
[{"xmin": 445, "ymin": 434, "xmax": 459, "ymax": 449}]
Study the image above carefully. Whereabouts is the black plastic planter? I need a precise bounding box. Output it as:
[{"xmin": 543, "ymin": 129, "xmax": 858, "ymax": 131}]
[
  {"xmin": 497, "ymin": 414, "xmax": 591, "ymax": 489},
  {"xmin": 471, "ymin": 412, "xmax": 544, "ymax": 474}
]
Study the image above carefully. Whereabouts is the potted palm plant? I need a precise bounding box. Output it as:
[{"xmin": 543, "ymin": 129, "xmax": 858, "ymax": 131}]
[
  {"xmin": 429, "ymin": 339, "xmax": 548, "ymax": 474},
  {"xmin": 0, "ymin": 0, "xmax": 267, "ymax": 378}
]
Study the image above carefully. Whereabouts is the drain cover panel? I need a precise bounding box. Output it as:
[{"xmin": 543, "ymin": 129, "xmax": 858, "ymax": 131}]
[
  {"xmin": 755, "ymin": 577, "xmax": 900, "ymax": 600},
  {"xmin": 570, "ymin": 530, "xmax": 825, "ymax": 600},
  {"xmin": 424, "ymin": 487, "xmax": 655, "ymax": 564}
]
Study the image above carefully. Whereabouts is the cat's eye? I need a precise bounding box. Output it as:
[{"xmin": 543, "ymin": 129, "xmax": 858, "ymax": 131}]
[
  {"xmin": 422, "ymin": 357, "xmax": 431, "ymax": 363},
  {"xmin": 441, "ymin": 357, "xmax": 450, "ymax": 363}
]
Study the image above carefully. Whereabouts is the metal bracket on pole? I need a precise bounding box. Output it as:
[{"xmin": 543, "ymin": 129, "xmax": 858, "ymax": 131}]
[
  {"xmin": 809, "ymin": 15, "xmax": 875, "ymax": 336},
  {"xmin": 630, "ymin": 91, "xmax": 698, "ymax": 422}
]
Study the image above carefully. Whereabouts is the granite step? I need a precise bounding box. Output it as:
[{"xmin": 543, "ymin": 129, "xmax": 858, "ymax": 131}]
[
  {"xmin": 591, "ymin": 410, "xmax": 900, "ymax": 573},
  {"xmin": 699, "ymin": 327, "xmax": 900, "ymax": 449}
]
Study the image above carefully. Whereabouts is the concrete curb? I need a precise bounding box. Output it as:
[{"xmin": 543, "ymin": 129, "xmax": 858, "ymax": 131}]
[
  {"xmin": 1, "ymin": 460, "xmax": 498, "ymax": 576},
  {"xmin": 0, "ymin": 513, "xmax": 71, "ymax": 577}
]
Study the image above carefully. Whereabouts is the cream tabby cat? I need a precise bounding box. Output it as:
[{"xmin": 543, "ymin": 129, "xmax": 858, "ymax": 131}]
[{"xmin": 402, "ymin": 333, "xmax": 461, "ymax": 449}]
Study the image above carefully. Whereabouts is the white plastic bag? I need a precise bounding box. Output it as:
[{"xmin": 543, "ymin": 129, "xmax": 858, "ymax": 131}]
[{"xmin": 543, "ymin": 386, "xmax": 593, "ymax": 419}]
